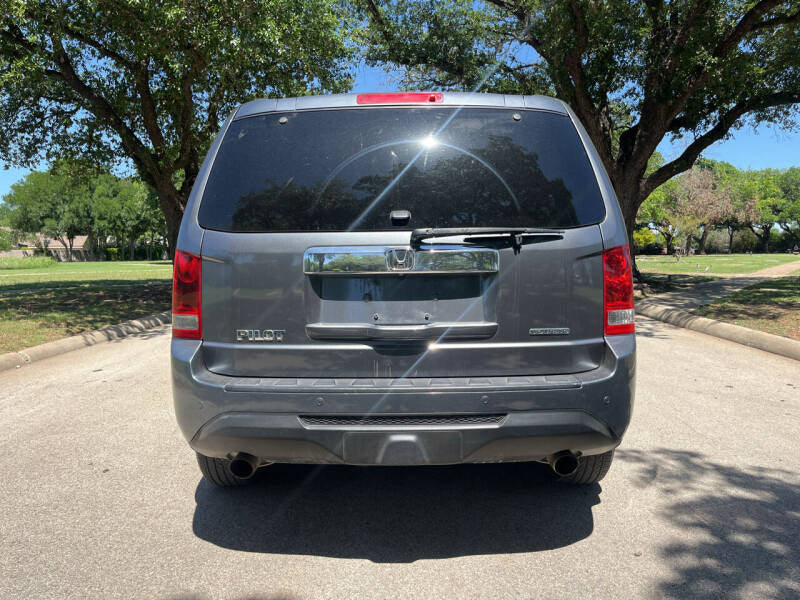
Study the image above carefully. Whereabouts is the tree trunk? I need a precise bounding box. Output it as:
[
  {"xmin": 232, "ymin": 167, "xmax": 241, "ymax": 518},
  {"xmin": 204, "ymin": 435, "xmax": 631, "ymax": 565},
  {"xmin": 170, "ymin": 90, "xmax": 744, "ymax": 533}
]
[
  {"xmin": 153, "ymin": 180, "xmax": 188, "ymax": 258},
  {"xmin": 620, "ymin": 195, "xmax": 638, "ymax": 248},
  {"xmin": 623, "ymin": 206, "xmax": 642, "ymax": 279},
  {"xmin": 697, "ymin": 227, "xmax": 709, "ymax": 255},
  {"xmin": 727, "ymin": 227, "xmax": 735, "ymax": 254},
  {"xmin": 55, "ymin": 236, "xmax": 69, "ymax": 262},
  {"xmin": 664, "ymin": 233, "xmax": 675, "ymax": 255},
  {"xmin": 749, "ymin": 225, "xmax": 771, "ymax": 253},
  {"xmin": 67, "ymin": 237, "xmax": 74, "ymax": 262},
  {"xmin": 129, "ymin": 238, "xmax": 135, "ymax": 261}
]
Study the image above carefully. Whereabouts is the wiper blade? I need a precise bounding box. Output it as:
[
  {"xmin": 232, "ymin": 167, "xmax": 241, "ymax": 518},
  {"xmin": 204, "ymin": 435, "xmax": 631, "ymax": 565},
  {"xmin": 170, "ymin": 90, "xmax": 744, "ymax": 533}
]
[{"xmin": 410, "ymin": 227, "xmax": 564, "ymax": 249}]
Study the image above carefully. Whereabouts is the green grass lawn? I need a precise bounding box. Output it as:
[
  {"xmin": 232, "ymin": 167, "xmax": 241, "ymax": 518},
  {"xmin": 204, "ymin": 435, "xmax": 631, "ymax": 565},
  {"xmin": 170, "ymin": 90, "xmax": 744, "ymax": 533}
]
[
  {"xmin": 0, "ymin": 259, "xmax": 172, "ymax": 291},
  {"xmin": 636, "ymin": 253, "xmax": 800, "ymax": 275},
  {"xmin": 0, "ymin": 259, "xmax": 172, "ymax": 353},
  {"xmin": 694, "ymin": 271, "xmax": 800, "ymax": 340}
]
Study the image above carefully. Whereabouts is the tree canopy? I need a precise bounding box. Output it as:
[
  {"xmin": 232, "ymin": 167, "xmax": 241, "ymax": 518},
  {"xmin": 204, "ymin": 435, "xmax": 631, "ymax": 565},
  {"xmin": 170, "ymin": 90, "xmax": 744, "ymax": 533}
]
[
  {"xmin": 0, "ymin": 0, "xmax": 354, "ymax": 251},
  {"xmin": 3, "ymin": 165, "xmax": 86, "ymax": 259},
  {"xmin": 638, "ymin": 160, "xmax": 799, "ymax": 253},
  {"xmin": 2, "ymin": 164, "xmax": 164, "ymax": 260},
  {"xmin": 358, "ymin": 0, "xmax": 800, "ymax": 238}
]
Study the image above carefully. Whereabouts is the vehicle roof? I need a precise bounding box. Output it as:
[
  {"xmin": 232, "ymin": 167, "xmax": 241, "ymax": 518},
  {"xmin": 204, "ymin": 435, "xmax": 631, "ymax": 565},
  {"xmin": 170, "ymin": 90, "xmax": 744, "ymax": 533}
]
[{"xmin": 234, "ymin": 92, "xmax": 568, "ymax": 120}]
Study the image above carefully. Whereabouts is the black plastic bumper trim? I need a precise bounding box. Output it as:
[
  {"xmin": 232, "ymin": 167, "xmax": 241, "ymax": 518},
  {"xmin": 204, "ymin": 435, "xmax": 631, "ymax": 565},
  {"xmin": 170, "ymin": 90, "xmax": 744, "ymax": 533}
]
[{"xmin": 190, "ymin": 410, "xmax": 618, "ymax": 466}]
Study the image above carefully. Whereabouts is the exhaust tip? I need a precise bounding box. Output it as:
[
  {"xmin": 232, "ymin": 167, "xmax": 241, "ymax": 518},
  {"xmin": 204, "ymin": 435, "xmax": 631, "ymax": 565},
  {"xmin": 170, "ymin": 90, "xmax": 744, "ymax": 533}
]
[
  {"xmin": 550, "ymin": 451, "xmax": 580, "ymax": 477},
  {"xmin": 228, "ymin": 452, "xmax": 260, "ymax": 479}
]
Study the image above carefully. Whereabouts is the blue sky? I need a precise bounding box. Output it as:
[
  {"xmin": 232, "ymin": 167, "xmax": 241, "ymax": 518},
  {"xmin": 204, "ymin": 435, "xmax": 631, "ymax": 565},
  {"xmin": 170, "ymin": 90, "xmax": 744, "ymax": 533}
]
[{"xmin": 2, "ymin": 63, "xmax": 798, "ymax": 197}]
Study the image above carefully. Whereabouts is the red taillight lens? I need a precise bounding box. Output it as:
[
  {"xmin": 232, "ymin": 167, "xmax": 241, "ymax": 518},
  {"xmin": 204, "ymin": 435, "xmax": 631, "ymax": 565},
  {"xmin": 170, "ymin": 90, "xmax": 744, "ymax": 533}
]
[
  {"xmin": 603, "ymin": 244, "xmax": 635, "ymax": 335},
  {"xmin": 356, "ymin": 92, "xmax": 443, "ymax": 105},
  {"xmin": 172, "ymin": 250, "xmax": 201, "ymax": 339}
]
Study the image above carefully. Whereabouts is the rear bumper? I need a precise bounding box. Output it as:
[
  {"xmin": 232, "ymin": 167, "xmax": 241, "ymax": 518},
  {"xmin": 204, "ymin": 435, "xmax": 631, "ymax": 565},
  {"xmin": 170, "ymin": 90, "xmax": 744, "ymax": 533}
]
[
  {"xmin": 171, "ymin": 335, "xmax": 635, "ymax": 465},
  {"xmin": 190, "ymin": 410, "xmax": 619, "ymax": 465}
]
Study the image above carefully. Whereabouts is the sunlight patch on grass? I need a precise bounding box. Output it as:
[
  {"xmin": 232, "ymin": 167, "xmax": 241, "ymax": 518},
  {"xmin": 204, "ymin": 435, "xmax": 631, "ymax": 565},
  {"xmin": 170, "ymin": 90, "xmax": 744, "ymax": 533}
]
[
  {"xmin": 0, "ymin": 260, "xmax": 172, "ymax": 290},
  {"xmin": 694, "ymin": 274, "xmax": 800, "ymax": 340},
  {"xmin": 0, "ymin": 256, "xmax": 59, "ymax": 270}
]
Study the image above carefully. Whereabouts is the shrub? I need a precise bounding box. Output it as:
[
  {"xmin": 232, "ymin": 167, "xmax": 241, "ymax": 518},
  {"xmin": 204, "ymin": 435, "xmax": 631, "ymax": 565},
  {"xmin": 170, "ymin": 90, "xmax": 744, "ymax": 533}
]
[
  {"xmin": 731, "ymin": 230, "xmax": 759, "ymax": 253},
  {"xmin": 633, "ymin": 227, "xmax": 664, "ymax": 254},
  {"xmin": 106, "ymin": 247, "xmax": 120, "ymax": 261},
  {"xmin": 703, "ymin": 230, "xmax": 729, "ymax": 254}
]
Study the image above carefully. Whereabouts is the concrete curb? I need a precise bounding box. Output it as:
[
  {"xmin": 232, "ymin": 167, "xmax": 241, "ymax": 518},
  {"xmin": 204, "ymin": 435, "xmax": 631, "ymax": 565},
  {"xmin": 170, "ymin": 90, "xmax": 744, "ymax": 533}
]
[
  {"xmin": 637, "ymin": 302, "xmax": 800, "ymax": 362},
  {"xmin": 0, "ymin": 311, "xmax": 171, "ymax": 373}
]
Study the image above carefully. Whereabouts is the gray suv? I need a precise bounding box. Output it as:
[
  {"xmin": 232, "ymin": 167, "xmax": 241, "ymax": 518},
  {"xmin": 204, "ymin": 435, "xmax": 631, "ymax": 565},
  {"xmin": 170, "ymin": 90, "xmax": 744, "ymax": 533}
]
[{"xmin": 171, "ymin": 92, "xmax": 635, "ymax": 487}]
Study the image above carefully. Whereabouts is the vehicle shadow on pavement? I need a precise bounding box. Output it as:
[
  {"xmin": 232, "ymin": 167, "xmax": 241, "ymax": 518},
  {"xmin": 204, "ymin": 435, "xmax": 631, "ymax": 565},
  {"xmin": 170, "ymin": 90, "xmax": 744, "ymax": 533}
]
[
  {"xmin": 192, "ymin": 461, "xmax": 600, "ymax": 562},
  {"xmin": 616, "ymin": 448, "xmax": 800, "ymax": 599}
]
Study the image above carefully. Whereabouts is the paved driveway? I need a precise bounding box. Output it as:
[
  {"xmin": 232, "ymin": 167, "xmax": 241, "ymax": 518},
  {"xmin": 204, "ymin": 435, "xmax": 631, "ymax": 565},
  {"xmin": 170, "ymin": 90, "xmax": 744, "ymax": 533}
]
[{"xmin": 1, "ymin": 318, "xmax": 798, "ymax": 599}]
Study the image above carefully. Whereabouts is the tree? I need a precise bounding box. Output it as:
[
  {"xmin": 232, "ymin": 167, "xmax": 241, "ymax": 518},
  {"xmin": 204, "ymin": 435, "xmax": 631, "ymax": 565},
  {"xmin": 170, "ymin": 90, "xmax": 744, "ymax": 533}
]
[
  {"xmin": 679, "ymin": 168, "xmax": 732, "ymax": 254},
  {"xmin": 116, "ymin": 180, "xmax": 160, "ymax": 260},
  {"xmin": 0, "ymin": 200, "xmax": 10, "ymax": 226},
  {"xmin": 0, "ymin": 199, "xmax": 12, "ymax": 249},
  {"xmin": 704, "ymin": 160, "xmax": 760, "ymax": 252},
  {"xmin": 0, "ymin": 226, "xmax": 11, "ymax": 251},
  {"xmin": 743, "ymin": 170, "xmax": 783, "ymax": 252},
  {"xmin": 88, "ymin": 172, "xmax": 164, "ymax": 260},
  {"xmin": 638, "ymin": 167, "xmax": 731, "ymax": 255},
  {"xmin": 358, "ymin": 0, "xmax": 800, "ymax": 245},
  {"xmin": 2, "ymin": 167, "xmax": 89, "ymax": 260},
  {"xmin": 0, "ymin": 0, "xmax": 353, "ymax": 254},
  {"xmin": 637, "ymin": 180, "xmax": 682, "ymax": 255},
  {"xmin": 777, "ymin": 167, "xmax": 800, "ymax": 246},
  {"xmin": 139, "ymin": 188, "xmax": 168, "ymax": 260},
  {"xmin": 632, "ymin": 226, "xmax": 663, "ymax": 255},
  {"xmin": 0, "ymin": 202, "xmax": 30, "ymax": 249}
]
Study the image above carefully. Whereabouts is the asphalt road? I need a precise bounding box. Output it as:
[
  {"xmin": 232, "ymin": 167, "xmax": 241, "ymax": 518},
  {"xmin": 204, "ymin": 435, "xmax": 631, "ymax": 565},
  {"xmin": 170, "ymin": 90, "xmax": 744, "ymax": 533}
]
[{"xmin": 1, "ymin": 318, "xmax": 799, "ymax": 600}]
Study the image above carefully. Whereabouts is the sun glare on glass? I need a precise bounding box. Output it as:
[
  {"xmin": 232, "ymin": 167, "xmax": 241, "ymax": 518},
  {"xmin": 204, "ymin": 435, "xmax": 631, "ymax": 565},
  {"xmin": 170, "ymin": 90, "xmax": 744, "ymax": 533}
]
[{"xmin": 420, "ymin": 135, "xmax": 438, "ymax": 149}]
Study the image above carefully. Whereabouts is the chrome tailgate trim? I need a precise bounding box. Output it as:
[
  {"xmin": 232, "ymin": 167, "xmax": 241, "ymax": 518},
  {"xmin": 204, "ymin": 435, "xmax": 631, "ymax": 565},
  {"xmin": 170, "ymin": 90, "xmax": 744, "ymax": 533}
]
[{"xmin": 303, "ymin": 245, "xmax": 498, "ymax": 275}]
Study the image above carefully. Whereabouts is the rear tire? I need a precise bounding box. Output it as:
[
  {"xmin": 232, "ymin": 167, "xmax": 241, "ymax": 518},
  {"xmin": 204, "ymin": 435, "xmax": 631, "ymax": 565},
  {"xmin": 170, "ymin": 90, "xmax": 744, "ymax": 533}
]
[
  {"xmin": 195, "ymin": 452, "xmax": 254, "ymax": 487},
  {"xmin": 558, "ymin": 450, "xmax": 614, "ymax": 484}
]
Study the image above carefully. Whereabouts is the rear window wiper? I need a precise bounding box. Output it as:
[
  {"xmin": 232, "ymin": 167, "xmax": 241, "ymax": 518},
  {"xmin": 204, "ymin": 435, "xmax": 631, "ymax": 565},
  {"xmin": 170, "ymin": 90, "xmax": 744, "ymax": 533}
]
[{"xmin": 410, "ymin": 227, "xmax": 564, "ymax": 252}]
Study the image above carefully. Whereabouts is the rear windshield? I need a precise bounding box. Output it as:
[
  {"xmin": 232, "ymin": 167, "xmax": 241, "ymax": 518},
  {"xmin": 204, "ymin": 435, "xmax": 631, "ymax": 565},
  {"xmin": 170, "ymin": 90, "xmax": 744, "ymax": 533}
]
[{"xmin": 198, "ymin": 107, "xmax": 605, "ymax": 232}]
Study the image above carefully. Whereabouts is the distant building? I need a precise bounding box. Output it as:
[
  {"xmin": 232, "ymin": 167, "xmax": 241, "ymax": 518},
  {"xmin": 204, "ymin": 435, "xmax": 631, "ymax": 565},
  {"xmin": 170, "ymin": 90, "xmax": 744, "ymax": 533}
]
[{"xmin": 0, "ymin": 227, "xmax": 93, "ymax": 261}]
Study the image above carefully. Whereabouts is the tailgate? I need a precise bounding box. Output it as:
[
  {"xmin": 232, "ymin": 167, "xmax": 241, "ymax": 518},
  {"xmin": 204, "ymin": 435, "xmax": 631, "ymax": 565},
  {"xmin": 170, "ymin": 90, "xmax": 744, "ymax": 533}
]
[{"xmin": 200, "ymin": 227, "xmax": 604, "ymax": 378}]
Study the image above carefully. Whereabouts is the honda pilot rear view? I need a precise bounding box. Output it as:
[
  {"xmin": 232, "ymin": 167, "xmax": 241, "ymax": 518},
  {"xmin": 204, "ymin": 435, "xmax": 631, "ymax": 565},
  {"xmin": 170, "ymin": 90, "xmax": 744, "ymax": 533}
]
[{"xmin": 171, "ymin": 92, "xmax": 635, "ymax": 487}]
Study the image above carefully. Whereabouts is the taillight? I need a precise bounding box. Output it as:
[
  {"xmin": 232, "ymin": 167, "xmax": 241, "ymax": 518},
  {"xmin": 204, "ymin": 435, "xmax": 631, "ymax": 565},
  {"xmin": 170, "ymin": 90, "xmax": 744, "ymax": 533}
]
[
  {"xmin": 172, "ymin": 250, "xmax": 201, "ymax": 339},
  {"xmin": 603, "ymin": 244, "xmax": 635, "ymax": 335},
  {"xmin": 356, "ymin": 92, "xmax": 443, "ymax": 104}
]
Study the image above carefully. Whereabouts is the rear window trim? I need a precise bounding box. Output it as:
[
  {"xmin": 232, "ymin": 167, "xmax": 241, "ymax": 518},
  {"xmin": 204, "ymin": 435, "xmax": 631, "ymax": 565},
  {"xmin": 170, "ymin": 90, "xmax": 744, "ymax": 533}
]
[{"xmin": 232, "ymin": 104, "xmax": 570, "ymax": 122}]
